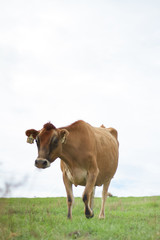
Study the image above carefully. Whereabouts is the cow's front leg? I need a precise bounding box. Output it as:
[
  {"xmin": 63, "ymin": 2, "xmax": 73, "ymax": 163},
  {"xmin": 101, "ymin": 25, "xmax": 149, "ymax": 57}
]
[
  {"xmin": 89, "ymin": 186, "xmax": 96, "ymax": 210},
  {"xmin": 82, "ymin": 168, "xmax": 99, "ymax": 219},
  {"xmin": 62, "ymin": 171, "xmax": 74, "ymax": 219}
]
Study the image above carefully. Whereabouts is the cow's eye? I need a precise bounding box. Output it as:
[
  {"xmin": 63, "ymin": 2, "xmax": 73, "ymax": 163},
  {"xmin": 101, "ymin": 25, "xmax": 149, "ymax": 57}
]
[
  {"xmin": 35, "ymin": 137, "xmax": 40, "ymax": 147},
  {"xmin": 49, "ymin": 136, "xmax": 59, "ymax": 153},
  {"xmin": 51, "ymin": 136, "xmax": 59, "ymax": 146}
]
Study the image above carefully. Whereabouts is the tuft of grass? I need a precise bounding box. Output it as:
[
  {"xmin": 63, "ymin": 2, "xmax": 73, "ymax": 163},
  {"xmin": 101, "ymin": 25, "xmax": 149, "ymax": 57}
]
[{"xmin": 0, "ymin": 196, "xmax": 160, "ymax": 240}]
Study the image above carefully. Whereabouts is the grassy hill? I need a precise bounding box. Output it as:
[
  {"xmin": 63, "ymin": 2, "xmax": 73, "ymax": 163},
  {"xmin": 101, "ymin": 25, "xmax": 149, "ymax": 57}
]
[{"xmin": 0, "ymin": 196, "xmax": 160, "ymax": 240}]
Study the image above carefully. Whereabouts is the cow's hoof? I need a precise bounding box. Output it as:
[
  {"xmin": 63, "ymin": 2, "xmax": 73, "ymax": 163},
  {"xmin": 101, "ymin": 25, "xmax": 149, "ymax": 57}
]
[
  {"xmin": 85, "ymin": 212, "xmax": 94, "ymax": 219},
  {"xmin": 85, "ymin": 206, "xmax": 94, "ymax": 219}
]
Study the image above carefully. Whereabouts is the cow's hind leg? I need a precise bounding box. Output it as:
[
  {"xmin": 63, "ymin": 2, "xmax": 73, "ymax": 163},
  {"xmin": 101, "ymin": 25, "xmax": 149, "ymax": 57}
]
[
  {"xmin": 99, "ymin": 180, "xmax": 111, "ymax": 219},
  {"xmin": 82, "ymin": 167, "xmax": 99, "ymax": 219},
  {"xmin": 62, "ymin": 171, "xmax": 74, "ymax": 219}
]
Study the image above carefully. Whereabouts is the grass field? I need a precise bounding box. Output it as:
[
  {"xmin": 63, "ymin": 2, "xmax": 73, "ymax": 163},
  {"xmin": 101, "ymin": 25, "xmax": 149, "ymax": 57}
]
[{"xmin": 0, "ymin": 196, "xmax": 160, "ymax": 240}]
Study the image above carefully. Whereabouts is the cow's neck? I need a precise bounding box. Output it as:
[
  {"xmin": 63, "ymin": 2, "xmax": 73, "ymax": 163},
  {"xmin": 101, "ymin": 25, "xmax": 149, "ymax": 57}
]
[{"xmin": 59, "ymin": 140, "xmax": 78, "ymax": 168}]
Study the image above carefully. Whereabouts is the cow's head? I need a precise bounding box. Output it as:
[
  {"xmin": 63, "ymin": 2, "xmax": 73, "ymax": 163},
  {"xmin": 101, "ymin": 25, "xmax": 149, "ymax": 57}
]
[{"xmin": 25, "ymin": 122, "xmax": 69, "ymax": 169}]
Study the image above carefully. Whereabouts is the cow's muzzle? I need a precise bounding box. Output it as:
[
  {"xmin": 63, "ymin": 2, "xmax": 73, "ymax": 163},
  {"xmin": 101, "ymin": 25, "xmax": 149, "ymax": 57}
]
[{"xmin": 35, "ymin": 158, "xmax": 51, "ymax": 169}]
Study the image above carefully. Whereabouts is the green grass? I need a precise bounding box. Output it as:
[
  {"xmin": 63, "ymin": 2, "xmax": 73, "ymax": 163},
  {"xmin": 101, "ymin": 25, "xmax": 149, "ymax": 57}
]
[{"xmin": 0, "ymin": 196, "xmax": 160, "ymax": 240}]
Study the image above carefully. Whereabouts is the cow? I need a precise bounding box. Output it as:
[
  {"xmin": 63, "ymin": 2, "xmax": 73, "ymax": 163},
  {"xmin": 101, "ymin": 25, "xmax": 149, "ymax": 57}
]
[{"xmin": 25, "ymin": 120, "xmax": 119, "ymax": 219}]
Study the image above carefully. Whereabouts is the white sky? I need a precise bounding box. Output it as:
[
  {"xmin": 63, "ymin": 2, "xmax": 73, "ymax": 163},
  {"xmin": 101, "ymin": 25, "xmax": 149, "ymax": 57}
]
[{"xmin": 0, "ymin": 0, "xmax": 160, "ymax": 198}]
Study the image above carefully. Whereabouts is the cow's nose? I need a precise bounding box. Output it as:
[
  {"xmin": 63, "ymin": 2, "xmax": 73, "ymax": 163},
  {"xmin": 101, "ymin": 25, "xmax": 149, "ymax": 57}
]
[{"xmin": 35, "ymin": 159, "xmax": 50, "ymax": 168}]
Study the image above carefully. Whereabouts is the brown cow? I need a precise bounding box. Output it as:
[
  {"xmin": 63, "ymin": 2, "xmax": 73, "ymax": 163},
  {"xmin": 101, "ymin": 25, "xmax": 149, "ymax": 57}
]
[{"xmin": 25, "ymin": 120, "xmax": 119, "ymax": 219}]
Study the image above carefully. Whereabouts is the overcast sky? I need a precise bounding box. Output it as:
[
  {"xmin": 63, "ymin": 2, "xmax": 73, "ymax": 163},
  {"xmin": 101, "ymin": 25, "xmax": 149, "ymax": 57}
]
[{"xmin": 0, "ymin": 0, "xmax": 160, "ymax": 198}]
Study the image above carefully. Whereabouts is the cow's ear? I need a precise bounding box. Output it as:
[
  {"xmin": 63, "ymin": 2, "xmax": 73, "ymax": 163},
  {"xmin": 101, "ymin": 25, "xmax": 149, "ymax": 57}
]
[
  {"xmin": 25, "ymin": 129, "xmax": 39, "ymax": 144},
  {"xmin": 60, "ymin": 129, "xmax": 69, "ymax": 144}
]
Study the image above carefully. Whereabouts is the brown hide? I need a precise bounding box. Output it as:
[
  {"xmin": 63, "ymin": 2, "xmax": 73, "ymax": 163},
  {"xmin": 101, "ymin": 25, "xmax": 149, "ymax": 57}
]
[
  {"xmin": 25, "ymin": 120, "xmax": 119, "ymax": 219},
  {"xmin": 60, "ymin": 120, "xmax": 119, "ymax": 187}
]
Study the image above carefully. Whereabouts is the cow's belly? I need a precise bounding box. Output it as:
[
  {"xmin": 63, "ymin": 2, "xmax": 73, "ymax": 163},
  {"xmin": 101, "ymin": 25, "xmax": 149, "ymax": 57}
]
[
  {"xmin": 66, "ymin": 168, "xmax": 87, "ymax": 186},
  {"xmin": 65, "ymin": 166, "xmax": 116, "ymax": 187}
]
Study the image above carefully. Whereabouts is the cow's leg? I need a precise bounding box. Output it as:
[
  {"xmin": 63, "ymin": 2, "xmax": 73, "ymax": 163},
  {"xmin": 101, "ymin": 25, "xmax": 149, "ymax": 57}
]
[
  {"xmin": 89, "ymin": 186, "xmax": 96, "ymax": 210},
  {"xmin": 99, "ymin": 180, "xmax": 111, "ymax": 219},
  {"xmin": 82, "ymin": 168, "xmax": 99, "ymax": 219},
  {"xmin": 62, "ymin": 171, "xmax": 74, "ymax": 219}
]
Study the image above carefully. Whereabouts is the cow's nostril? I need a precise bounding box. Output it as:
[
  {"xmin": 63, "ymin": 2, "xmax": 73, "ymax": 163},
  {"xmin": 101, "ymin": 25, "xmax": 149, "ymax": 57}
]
[
  {"xmin": 43, "ymin": 160, "xmax": 48, "ymax": 166},
  {"xmin": 35, "ymin": 160, "xmax": 38, "ymax": 165}
]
